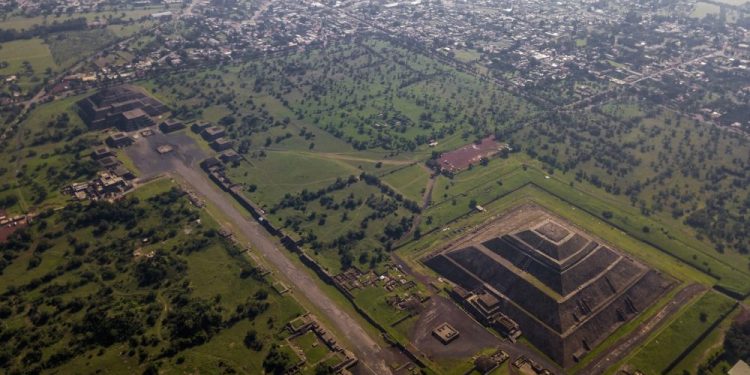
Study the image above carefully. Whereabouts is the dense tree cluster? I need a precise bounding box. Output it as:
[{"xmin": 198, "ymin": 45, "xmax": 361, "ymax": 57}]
[
  {"xmin": 724, "ymin": 319, "xmax": 750, "ymax": 363},
  {"xmin": 0, "ymin": 18, "xmax": 88, "ymax": 43}
]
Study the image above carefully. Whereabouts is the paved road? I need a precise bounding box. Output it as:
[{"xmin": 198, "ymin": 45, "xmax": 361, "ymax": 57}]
[{"xmin": 170, "ymin": 162, "xmax": 400, "ymax": 374}]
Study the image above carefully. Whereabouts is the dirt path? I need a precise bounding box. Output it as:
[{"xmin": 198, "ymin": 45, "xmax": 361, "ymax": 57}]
[
  {"xmin": 165, "ymin": 160, "xmax": 404, "ymax": 375},
  {"xmin": 270, "ymin": 150, "xmax": 415, "ymax": 166},
  {"xmin": 420, "ymin": 165, "xmax": 437, "ymax": 209},
  {"xmin": 578, "ymin": 283, "xmax": 706, "ymax": 374},
  {"xmin": 400, "ymin": 169, "xmax": 436, "ymax": 242}
]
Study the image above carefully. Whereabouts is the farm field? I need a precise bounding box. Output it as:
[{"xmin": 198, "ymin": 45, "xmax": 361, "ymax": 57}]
[{"xmin": 0, "ymin": 9, "xmax": 157, "ymax": 98}]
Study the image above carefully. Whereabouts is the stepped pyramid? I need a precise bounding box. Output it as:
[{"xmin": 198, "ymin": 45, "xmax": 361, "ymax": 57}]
[
  {"xmin": 77, "ymin": 85, "xmax": 168, "ymax": 131},
  {"xmin": 425, "ymin": 215, "xmax": 674, "ymax": 367}
]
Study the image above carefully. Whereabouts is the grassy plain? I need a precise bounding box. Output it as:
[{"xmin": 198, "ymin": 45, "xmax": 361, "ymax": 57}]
[
  {"xmin": 0, "ymin": 178, "xmax": 306, "ymax": 374},
  {"xmin": 0, "ymin": 9, "xmax": 163, "ymax": 30},
  {"xmin": 624, "ymin": 291, "xmax": 736, "ymax": 374},
  {"xmin": 0, "ymin": 38, "xmax": 58, "ymax": 91},
  {"xmin": 0, "ymin": 93, "xmax": 103, "ymax": 214},
  {"xmin": 381, "ymin": 163, "xmax": 429, "ymax": 202},
  {"xmin": 46, "ymin": 28, "xmax": 120, "ymax": 66}
]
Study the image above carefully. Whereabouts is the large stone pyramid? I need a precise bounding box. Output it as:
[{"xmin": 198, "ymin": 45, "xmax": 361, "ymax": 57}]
[
  {"xmin": 77, "ymin": 85, "xmax": 168, "ymax": 130},
  {"xmin": 425, "ymin": 215, "xmax": 673, "ymax": 367}
]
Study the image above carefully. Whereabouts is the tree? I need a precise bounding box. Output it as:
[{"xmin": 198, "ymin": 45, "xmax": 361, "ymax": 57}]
[
  {"xmin": 725, "ymin": 320, "xmax": 750, "ymax": 362},
  {"xmin": 314, "ymin": 363, "xmax": 334, "ymax": 375},
  {"xmin": 263, "ymin": 345, "xmax": 292, "ymax": 375},
  {"xmin": 243, "ymin": 330, "xmax": 263, "ymax": 351}
]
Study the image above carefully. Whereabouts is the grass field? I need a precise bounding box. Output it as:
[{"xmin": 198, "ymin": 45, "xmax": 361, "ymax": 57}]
[
  {"xmin": 668, "ymin": 306, "xmax": 742, "ymax": 375},
  {"xmin": 691, "ymin": 2, "xmax": 722, "ymax": 18},
  {"xmin": 0, "ymin": 38, "xmax": 58, "ymax": 92},
  {"xmin": 0, "ymin": 93, "xmax": 104, "ymax": 213},
  {"xmin": 381, "ymin": 163, "xmax": 430, "ymax": 202},
  {"xmin": 46, "ymin": 28, "xmax": 119, "ymax": 66},
  {"xmin": 0, "ymin": 177, "xmax": 307, "ymax": 374},
  {"xmin": 625, "ymin": 291, "xmax": 737, "ymax": 374},
  {"xmin": 226, "ymin": 150, "xmax": 362, "ymax": 205},
  {"xmin": 0, "ymin": 9, "xmax": 164, "ymax": 31}
]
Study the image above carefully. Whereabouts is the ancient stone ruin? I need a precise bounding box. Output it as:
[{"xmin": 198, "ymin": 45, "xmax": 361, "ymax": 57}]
[
  {"xmin": 424, "ymin": 211, "xmax": 674, "ymax": 367},
  {"xmin": 77, "ymin": 85, "xmax": 169, "ymax": 131}
]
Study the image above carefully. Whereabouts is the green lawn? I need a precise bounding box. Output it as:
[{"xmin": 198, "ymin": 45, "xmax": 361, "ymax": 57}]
[
  {"xmin": 225, "ymin": 150, "xmax": 359, "ymax": 205},
  {"xmin": 0, "ymin": 38, "xmax": 58, "ymax": 92},
  {"xmin": 290, "ymin": 331, "xmax": 330, "ymax": 365},
  {"xmin": 625, "ymin": 291, "xmax": 737, "ymax": 374},
  {"xmin": 381, "ymin": 163, "xmax": 430, "ymax": 202}
]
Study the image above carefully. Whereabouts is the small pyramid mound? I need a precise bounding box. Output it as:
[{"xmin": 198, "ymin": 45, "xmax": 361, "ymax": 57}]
[{"xmin": 424, "ymin": 213, "xmax": 674, "ymax": 367}]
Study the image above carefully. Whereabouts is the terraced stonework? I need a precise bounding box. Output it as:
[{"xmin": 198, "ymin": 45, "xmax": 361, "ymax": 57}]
[{"xmin": 424, "ymin": 206, "xmax": 675, "ymax": 367}]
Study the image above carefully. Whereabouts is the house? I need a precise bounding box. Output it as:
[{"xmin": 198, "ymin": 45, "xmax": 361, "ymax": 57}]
[{"xmin": 151, "ymin": 11, "xmax": 173, "ymax": 20}]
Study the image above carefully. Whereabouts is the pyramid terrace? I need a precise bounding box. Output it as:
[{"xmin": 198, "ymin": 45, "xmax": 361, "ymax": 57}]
[{"xmin": 424, "ymin": 206, "xmax": 675, "ymax": 367}]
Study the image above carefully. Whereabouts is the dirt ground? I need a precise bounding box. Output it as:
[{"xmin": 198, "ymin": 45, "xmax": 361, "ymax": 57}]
[
  {"xmin": 406, "ymin": 293, "xmax": 562, "ymax": 372},
  {"xmin": 125, "ymin": 129, "xmax": 208, "ymax": 178},
  {"xmin": 439, "ymin": 136, "xmax": 504, "ymax": 172},
  {"xmin": 408, "ymin": 295, "xmax": 503, "ymax": 359},
  {"xmin": 0, "ymin": 220, "xmax": 26, "ymax": 242}
]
